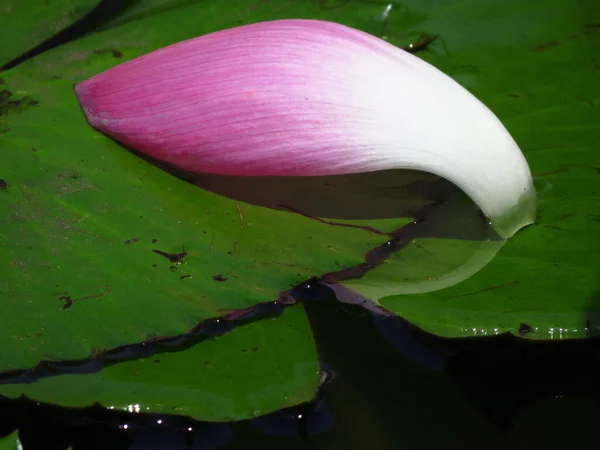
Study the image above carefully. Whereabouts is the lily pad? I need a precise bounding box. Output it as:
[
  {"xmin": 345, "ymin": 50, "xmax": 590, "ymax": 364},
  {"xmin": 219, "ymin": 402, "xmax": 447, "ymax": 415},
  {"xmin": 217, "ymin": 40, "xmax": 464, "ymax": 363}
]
[
  {"xmin": 0, "ymin": 0, "xmax": 597, "ymax": 428},
  {"xmin": 338, "ymin": 0, "xmax": 600, "ymax": 338},
  {"xmin": 0, "ymin": 432, "xmax": 19, "ymax": 450},
  {"xmin": 1, "ymin": 0, "xmax": 597, "ymax": 382},
  {"xmin": 0, "ymin": 0, "xmax": 423, "ymax": 374},
  {"xmin": 0, "ymin": 0, "xmax": 101, "ymax": 68},
  {"xmin": 0, "ymin": 305, "xmax": 320, "ymax": 422},
  {"xmin": 0, "ymin": 69, "xmax": 402, "ymax": 372}
]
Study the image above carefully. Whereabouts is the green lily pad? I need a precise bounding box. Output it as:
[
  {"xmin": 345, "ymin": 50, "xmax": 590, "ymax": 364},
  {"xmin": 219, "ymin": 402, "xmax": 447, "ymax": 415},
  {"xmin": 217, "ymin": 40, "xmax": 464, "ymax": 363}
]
[
  {"xmin": 0, "ymin": 68, "xmax": 403, "ymax": 372},
  {"xmin": 0, "ymin": 0, "xmax": 597, "ymax": 427},
  {"xmin": 0, "ymin": 0, "xmax": 422, "ymax": 374},
  {"xmin": 99, "ymin": 0, "xmax": 222, "ymax": 29},
  {"xmin": 0, "ymin": 305, "xmax": 320, "ymax": 422},
  {"xmin": 341, "ymin": 0, "xmax": 600, "ymax": 338},
  {"xmin": 0, "ymin": 432, "xmax": 19, "ymax": 450},
  {"xmin": 1, "ymin": 0, "xmax": 597, "ymax": 385},
  {"xmin": 0, "ymin": 0, "xmax": 101, "ymax": 68}
]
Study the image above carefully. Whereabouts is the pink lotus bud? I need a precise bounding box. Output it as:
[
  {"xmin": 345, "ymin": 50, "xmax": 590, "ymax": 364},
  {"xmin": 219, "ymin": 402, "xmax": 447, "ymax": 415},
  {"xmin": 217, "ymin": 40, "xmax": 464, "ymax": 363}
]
[{"xmin": 75, "ymin": 19, "xmax": 535, "ymax": 238}]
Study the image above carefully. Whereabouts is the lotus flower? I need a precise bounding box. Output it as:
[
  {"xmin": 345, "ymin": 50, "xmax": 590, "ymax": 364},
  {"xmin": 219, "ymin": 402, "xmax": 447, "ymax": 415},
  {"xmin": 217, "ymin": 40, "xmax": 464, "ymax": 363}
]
[{"xmin": 75, "ymin": 19, "xmax": 536, "ymax": 238}]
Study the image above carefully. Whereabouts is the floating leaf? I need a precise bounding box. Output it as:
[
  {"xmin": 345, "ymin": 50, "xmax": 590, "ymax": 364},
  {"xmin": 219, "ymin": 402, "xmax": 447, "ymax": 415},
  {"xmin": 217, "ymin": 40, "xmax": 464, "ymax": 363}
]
[
  {"xmin": 0, "ymin": 432, "xmax": 19, "ymax": 450},
  {"xmin": 0, "ymin": 305, "xmax": 320, "ymax": 422},
  {"xmin": 340, "ymin": 0, "xmax": 600, "ymax": 339},
  {"xmin": 0, "ymin": 0, "xmax": 101, "ymax": 68}
]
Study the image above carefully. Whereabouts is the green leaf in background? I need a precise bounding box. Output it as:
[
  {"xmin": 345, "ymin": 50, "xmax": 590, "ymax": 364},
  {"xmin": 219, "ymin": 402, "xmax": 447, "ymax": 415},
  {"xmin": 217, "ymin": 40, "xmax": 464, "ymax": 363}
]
[
  {"xmin": 0, "ymin": 0, "xmax": 101, "ymax": 68},
  {"xmin": 0, "ymin": 432, "xmax": 19, "ymax": 450},
  {"xmin": 0, "ymin": 305, "xmax": 320, "ymax": 422}
]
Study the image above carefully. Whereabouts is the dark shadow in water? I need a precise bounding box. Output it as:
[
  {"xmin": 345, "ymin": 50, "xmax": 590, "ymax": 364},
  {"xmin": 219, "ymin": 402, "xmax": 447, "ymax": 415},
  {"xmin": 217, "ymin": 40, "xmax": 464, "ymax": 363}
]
[
  {"xmin": 298, "ymin": 281, "xmax": 600, "ymax": 434},
  {"xmin": 444, "ymin": 332, "xmax": 600, "ymax": 430},
  {"xmin": 297, "ymin": 283, "xmax": 600, "ymax": 444},
  {"xmin": 248, "ymin": 366, "xmax": 335, "ymax": 440}
]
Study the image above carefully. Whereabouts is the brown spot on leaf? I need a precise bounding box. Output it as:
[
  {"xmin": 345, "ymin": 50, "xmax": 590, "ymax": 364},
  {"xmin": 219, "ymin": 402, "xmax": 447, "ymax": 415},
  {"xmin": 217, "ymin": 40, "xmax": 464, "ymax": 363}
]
[
  {"xmin": 0, "ymin": 89, "xmax": 39, "ymax": 116},
  {"xmin": 89, "ymin": 347, "xmax": 103, "ymax": 359},
  {"xmin": 124, "ymin": 238, "xmax": 139, "ymax": 245},
  {"xmin": 0, "ymin": 178, "xmax": 6, "ymax": 191},
  {"xmin": 93, "ymin": 49, "xmax": 123, "ymax": 58},
  {"xmin": 402, "ymin": 33, "xmax": 439, "ymax": 53},
  {"xmin": 59, "ymin": 296, "xmax": 73, "ymax": 309},
  {"xmin": 533, "ymin": 40, "xmax": 560, "ymax": 52},
  {"xmin": 518, "ymin": 323, "xmax": 533, "ymax": 336},
  {"xmin": 536, "ymin": 167, "xmax": 570, "ymax": 177},
  {"xmin": 59, "ymin": 285, "xmax": 111, "ymax": 310},
  {"xmin": 152, "ymin": 249, "xmax": 187, "ymax": 263},
  {"xmin": 213, "ymin": 274, "xmax": 228, "ymax": 282},
  {"xmin": 543, "ymin": 224, "xmax": 567, "ymax": 231},
  {"xmin": 450, "ymin": 280, "xmax": 519, "ymax": 298}
]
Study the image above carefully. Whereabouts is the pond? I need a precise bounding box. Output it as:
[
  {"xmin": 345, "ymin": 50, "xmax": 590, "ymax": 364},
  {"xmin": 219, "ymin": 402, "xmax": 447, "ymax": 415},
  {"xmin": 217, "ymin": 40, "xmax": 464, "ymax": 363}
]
[{"xmin": 0, "ymin": 0, "xmax": 599, "ymax": 449}]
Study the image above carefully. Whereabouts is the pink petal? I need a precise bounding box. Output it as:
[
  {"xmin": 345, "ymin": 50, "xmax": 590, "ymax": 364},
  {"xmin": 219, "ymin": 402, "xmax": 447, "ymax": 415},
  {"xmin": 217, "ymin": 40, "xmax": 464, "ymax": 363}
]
[
  {"xmin": 75, "ymin": 19, "xmax": 535, "ymax": 237},
  {"xmin": 74, "ymin": 20, "xmax": 463, "ymax": 177}
]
